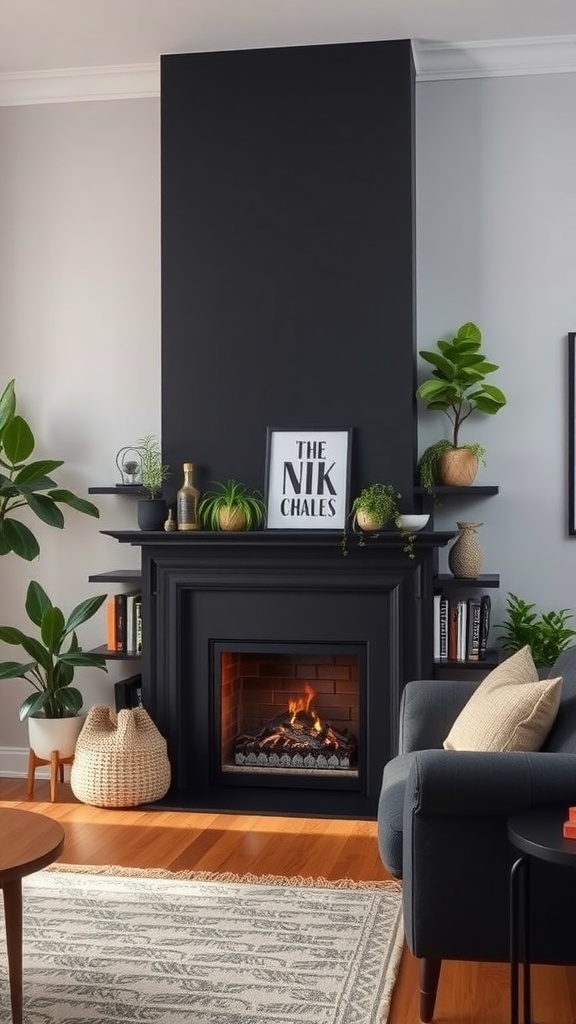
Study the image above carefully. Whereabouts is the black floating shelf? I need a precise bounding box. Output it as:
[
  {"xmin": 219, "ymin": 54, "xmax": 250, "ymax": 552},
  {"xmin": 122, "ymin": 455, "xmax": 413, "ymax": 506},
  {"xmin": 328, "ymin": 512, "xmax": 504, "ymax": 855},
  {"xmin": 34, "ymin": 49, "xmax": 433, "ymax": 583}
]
[
  {"xmin": 435, "ymin": 574, "xmax": 500, "ymax": 588},
  {"xmin": 414, "ymin": 485, "xmax": 499, "ymax": 496},
  {"xmin": 88, "ymin": 569, "xmax": 142, "ymax": 584},
  {"xmin": 434, "ymin": 648, "xmax": 500, "ymax": 670},
  {"xmin": 89, "ymin": 485, "xmax": 145, "ymax": 495},
  {"xmin": 89, "ymin": 645, "xmax": 141, "ymax": 661}
]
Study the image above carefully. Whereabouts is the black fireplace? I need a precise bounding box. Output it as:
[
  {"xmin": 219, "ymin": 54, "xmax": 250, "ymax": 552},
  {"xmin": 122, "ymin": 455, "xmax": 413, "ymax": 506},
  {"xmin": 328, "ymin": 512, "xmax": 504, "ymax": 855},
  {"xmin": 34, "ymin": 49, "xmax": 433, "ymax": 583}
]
[{"xmin": 107, "ymin": 529, "xmax": 452, "ymax": 817}]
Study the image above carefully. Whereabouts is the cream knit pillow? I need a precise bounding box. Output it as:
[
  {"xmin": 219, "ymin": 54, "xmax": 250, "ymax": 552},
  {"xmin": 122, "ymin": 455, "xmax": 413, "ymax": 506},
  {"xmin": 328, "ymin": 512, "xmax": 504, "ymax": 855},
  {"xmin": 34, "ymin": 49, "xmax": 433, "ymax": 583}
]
[{"xmin": 443, "ymin": 646, "xmax": 562, "ymax": 753}]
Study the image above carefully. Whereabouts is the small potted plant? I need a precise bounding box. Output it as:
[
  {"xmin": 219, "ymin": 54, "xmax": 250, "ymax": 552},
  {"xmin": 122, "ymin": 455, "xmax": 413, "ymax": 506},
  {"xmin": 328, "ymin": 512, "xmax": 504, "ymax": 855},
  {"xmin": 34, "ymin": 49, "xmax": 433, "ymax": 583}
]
[
  {"xmin": 0, "ymin": 581, "xmax": 108, "ymax": 759},
  {"xmin": 343, "ymin": 483, "xmax": 418, "ymax": 558},
  {"xmin": 199, "ymin": 479, "xmax": 266, "ymax": 532},
  {"xmin": 0, "ymin": 378, "xmax": 100, "ymax": 560},
  {"xmin": 496, "ymin": 593, "xmax": 576, "ymax": 671},
  {"xmin": 416, "ymin": 321, "xmax": 507, "ymax": 489},
  {"xmin": 136, "ymin": 434, "xmax": 170, "ymax": 530}
]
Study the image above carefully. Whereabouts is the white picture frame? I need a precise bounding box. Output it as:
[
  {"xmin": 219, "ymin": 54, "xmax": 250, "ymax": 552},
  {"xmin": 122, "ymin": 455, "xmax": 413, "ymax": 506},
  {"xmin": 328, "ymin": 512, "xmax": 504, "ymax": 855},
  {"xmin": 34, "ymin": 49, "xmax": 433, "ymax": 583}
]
[{"xmin": 264, "ymin": 427, "xmax": 352, "ymax": 530}]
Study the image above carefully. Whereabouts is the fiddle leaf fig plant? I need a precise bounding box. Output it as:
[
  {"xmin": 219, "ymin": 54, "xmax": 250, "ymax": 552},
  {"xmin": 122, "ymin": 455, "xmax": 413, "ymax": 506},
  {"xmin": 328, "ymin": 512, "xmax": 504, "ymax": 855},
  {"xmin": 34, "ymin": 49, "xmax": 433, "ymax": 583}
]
[
  {"xmin": 0, "ymin": 379, "xmax": 100, "ymax": 560},
  {"xmin": 0, "ymin": 581, "xmax": 108, "ymax": 720},
  {"xmin": 416, "ymin": 322, "xmax": 507, "ymax": 448}
]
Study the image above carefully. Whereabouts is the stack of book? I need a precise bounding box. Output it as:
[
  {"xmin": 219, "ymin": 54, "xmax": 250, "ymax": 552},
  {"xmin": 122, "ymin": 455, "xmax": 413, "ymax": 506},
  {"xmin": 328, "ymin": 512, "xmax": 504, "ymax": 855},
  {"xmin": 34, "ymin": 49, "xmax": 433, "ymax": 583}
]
[
  {"xmin": 106, "ymin": 591, "xmax": 142, "ymax": 654},
  {"xmin": 433, "ymin": 593, "xmax": 491, "ymax": 662}
]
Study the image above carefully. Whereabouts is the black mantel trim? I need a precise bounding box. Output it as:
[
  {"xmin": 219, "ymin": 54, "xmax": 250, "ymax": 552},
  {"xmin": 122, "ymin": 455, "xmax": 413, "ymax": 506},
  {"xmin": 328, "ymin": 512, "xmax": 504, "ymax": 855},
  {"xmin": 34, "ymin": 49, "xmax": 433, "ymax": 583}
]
[{"xmin": 101, "ymin": 530, "xmax": 455, "ymax": 549}]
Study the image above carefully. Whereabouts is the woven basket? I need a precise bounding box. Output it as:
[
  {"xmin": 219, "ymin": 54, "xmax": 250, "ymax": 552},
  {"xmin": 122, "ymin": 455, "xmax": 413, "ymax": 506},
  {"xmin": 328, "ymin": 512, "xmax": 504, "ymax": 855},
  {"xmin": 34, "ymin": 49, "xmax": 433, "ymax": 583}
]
[{"xmin": 70, "ymin": 705, "xmax": 171, "ymax": 808}]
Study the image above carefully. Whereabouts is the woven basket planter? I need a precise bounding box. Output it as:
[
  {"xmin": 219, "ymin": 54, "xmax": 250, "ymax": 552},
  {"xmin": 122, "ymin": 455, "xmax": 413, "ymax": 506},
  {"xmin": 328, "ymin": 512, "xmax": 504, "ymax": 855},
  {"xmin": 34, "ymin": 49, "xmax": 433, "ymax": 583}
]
[{"xmin": 70, "ymin": 705, "xmax": 171, "ymax": 808}]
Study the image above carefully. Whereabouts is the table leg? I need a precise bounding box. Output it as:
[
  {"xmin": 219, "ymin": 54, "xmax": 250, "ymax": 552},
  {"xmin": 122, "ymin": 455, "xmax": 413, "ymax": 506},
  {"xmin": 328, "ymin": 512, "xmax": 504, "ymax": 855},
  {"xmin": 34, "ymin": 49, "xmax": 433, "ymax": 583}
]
[
  {"xmin": 510, "ymin": 856, "xmax": 522, "ymax": 1024},
  {"xmin": 2, "ymin": 878, "xmax": 23, "ymax": 1024},
  {"xmin": 522, "ymin": 854, "xmax": 531, "ymax": 1024},
  {"xmin": 510, "ymin": 855, "xmax": 532, "ymax": 1024}
]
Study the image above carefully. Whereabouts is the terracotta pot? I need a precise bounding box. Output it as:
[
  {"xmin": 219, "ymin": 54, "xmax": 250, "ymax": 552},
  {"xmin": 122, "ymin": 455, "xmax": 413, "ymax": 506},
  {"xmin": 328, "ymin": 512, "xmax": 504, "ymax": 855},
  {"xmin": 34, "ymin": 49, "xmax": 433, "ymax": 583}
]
[
  {"xmin": 355, "ymin": 510, "xmax": 384, "ymax": 532},
  {"xmin": 218, "ymin": 506, "xmax": 247, "ymax": 531},
  {"xmin": 28, "ymin": 713, "xmax": 86, "ymax": 761},
  {"xmin": 438, "ymin": 448, "xmax": 478, "ymax": 486}
]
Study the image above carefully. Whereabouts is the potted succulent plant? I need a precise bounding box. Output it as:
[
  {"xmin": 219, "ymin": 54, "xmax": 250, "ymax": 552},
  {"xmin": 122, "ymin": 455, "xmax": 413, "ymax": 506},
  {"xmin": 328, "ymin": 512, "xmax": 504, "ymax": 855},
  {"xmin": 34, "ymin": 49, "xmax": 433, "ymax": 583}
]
[
  {"xmin": 0, "ymin": 378, "xmax": 100, "ymax": 559},
  {"xmin": 416, "ymin": 321, "xmax": 507, "ymax": 489},
  {"xmin": 496, "ymin": 593, "xmax": 576, "ymax": 670},
  {"xmin": 199, "ymin": 479, "xmax": 266, "ymax": 532},
  {"xmin": 343, "ymin": 483, "xmax": 418, "ymax": 558},
  {"xmin": 136, "ymin": 434, "xmax": 170, "ymax": 530},
  {"xmin": 0, "ymin": 581, "xmax": 108, "ymax": 758}
]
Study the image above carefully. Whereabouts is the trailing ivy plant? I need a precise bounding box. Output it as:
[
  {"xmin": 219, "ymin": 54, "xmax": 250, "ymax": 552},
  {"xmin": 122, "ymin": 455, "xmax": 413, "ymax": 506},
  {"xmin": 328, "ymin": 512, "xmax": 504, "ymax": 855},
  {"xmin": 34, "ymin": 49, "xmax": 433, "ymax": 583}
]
[
  {"xmin": 496, "ymin": 593, "xmax": 576, "ymax": 669},
  {"xmin": 0, "ymin": 380, "xmax": 99, "ymax": 560},
  {"xmin": 342, "ymin": 483, "xmax": 416, "ymax": 558}
]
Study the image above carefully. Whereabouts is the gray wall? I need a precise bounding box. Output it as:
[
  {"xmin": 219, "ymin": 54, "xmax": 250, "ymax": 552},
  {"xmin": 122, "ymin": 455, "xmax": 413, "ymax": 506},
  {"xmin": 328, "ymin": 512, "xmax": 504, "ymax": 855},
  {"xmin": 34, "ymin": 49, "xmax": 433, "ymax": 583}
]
[
  {"xmin": 416, "ymin": 71, "xmax": 576, "ymax": 621},
  {"xmin": 1, "ymin": 66, "xmax": 576, "ymax": 767}
]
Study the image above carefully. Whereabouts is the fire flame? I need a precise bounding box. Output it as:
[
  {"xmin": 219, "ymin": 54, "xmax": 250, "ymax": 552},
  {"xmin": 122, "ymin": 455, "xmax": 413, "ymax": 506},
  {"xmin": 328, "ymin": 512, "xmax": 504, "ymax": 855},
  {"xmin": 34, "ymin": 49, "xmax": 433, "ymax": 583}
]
[{"xmin": 288, "ymin": 683, "xmax": 322, "ymax": 734}]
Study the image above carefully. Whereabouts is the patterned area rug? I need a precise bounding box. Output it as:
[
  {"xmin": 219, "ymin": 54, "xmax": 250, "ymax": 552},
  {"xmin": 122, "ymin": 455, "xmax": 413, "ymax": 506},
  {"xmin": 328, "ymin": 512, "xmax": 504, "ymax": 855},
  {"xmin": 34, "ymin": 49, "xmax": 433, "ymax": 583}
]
[{"xmin": 0, "ymin": 866, "xmax": 403, "ymax": 1024}]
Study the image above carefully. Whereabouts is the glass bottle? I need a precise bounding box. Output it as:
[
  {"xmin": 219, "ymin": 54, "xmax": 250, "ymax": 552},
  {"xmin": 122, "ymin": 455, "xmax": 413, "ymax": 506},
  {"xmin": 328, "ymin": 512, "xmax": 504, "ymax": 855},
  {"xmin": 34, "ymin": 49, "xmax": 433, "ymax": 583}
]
[{"xmin": 177, "ymin": 463, "xmax": 200, "ymax": 531}]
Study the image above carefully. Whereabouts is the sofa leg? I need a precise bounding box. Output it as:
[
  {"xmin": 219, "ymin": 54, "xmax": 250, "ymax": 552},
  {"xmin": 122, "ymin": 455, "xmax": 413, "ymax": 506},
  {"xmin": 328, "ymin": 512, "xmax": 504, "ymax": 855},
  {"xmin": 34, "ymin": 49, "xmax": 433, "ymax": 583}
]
[{"xmin": 419, "ymin": 957, "xmax": 441, "ymax": 1022}]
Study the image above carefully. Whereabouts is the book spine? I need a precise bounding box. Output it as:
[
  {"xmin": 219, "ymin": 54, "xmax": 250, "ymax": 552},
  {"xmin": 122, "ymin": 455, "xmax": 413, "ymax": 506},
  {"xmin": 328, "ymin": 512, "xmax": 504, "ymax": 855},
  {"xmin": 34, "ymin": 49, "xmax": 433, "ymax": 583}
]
[
  {"xmin": 479, "ymin": 594, "xmax": 492, "ymax": 659},
  {"xmin": 467, "ymin": 597, "xmax": 482, "ymax": 661},
  {"xmin": 448, "ymin": 602, "xmax": 459, "ymax": 661},
  {"xmin": 114, "ymin": 593, "xmax": 127, "ymax": 653},
  {"xmin": 126, "ymin": 592, "xmax": 142, "ymax": 653},
  {"xmin": 135, "ymin": 600, "xmax": 143, "ymax": 654},
  {"xmin": 433, "ymin": 593, "xmax": 441, "ymax": 660},
  {"xmin": 106, "ymin": 596, "xmax": 117, "ymax": 652},
  {"xmin": 439, "ymin": 597, "xmax": 449, "ymax": 659},
  {"xmin": 457, "ymin": 599, "xmax": 468, "ymax": 661}
]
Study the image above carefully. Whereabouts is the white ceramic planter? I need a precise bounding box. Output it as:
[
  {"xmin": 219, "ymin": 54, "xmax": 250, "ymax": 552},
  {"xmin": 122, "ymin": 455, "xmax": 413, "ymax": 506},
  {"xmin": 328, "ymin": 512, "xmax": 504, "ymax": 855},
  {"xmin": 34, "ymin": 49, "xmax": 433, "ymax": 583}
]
[{"xmin": 28, "ymin": 714, "xmax": 86, "ymax": 761}]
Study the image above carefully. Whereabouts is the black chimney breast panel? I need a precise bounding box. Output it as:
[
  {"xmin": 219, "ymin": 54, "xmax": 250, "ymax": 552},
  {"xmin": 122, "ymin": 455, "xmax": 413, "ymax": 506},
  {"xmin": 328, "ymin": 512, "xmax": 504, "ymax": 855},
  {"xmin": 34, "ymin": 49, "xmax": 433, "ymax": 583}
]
[{"xmin": 161, "ymin": 40, "xmax": 416, "ymax": 501}]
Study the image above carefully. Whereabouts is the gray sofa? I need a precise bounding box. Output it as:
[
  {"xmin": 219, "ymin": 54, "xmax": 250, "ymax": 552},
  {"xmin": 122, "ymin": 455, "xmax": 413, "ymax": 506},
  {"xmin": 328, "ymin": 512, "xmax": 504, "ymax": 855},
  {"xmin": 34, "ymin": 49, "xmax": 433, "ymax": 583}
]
[{"xmin": 377, "ymin": 646, "xmax": 576, "ymax": 1022}]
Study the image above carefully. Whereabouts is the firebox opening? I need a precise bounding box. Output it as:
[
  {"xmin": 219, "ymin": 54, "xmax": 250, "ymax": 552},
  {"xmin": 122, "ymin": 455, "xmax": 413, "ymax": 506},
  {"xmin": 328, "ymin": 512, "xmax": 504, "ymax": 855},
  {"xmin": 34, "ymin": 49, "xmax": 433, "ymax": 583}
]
[{"xmin": 216, "ymin": 642, "xmax": 362, "ymax": 780}]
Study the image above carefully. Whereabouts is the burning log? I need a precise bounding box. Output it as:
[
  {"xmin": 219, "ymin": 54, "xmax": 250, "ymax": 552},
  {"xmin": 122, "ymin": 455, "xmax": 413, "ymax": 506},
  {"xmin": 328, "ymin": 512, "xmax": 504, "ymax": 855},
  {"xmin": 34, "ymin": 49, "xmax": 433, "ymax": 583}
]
[{"xmin": 234, "ymin": 700, "xmax": 357, "ymax": 770}]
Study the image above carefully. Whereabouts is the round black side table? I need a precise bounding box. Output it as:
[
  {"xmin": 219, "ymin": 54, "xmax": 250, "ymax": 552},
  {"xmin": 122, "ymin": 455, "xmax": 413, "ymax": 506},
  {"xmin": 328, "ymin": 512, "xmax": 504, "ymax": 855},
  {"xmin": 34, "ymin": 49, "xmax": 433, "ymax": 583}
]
[{"xmin": 508, "ymin": 804, "xmax": 576, "ymax": 1024}]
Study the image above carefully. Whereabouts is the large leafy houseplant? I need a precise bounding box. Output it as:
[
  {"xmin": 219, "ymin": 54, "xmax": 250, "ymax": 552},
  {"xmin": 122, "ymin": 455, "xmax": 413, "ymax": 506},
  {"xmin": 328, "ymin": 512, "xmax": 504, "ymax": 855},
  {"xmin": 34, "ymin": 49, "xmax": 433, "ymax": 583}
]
[
  {"xmin": 0, "ymin": 581, "xmax": 108, "ymax": 720},
  {"xmin": 0, "ymin": 379, "xmax": 99, "ymax": 559},
  {"xmin": 496, "ymin": 592, "xmax": 576, "ymax": 669},
  {"xmin": 199, "ymin": 479, "xmax": 266, "ymax": 531},
  {"xmin": 416, "ymin": 322, "xmax": 507, "ymax": 489}
]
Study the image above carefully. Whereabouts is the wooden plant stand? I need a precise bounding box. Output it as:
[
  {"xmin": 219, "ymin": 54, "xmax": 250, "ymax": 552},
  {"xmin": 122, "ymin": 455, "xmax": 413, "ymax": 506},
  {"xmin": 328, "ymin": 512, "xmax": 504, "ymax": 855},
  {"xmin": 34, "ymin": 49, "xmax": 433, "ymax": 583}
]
[{"xmin": 27, "ymin": 749, "xmax": 74, "ymax": 803}]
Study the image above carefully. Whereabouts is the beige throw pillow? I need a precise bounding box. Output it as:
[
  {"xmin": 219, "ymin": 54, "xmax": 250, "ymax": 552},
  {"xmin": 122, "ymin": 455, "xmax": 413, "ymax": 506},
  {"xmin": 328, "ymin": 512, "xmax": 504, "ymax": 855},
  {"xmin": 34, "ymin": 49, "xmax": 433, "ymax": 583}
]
[{"xmin": 443, "ymin": 645, "xmax": 562, "ymax": 753}]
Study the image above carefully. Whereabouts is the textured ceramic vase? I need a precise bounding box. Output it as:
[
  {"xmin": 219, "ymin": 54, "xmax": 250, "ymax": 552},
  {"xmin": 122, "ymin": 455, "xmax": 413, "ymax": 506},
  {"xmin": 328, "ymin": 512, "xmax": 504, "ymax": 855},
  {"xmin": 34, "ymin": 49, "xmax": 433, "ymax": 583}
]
[{"xmin": 448, "ymin": 521, "xmax": 483, "ymax": 578}]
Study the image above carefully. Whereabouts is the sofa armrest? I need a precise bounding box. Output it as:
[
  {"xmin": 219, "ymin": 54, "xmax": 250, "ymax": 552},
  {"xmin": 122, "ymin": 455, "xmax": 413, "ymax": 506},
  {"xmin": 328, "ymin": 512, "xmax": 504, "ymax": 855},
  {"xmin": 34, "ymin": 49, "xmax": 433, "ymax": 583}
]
[
  {"xmin": 401, "ymin": 748, "xmax": 576, "ymax": 963},
  {"xmin": 399, "ymin": 678, "xmax": 479, "ymax": 753},
  {"xmin": 406, "ymin": 748, "xmax": 576, "ymax": 816}
]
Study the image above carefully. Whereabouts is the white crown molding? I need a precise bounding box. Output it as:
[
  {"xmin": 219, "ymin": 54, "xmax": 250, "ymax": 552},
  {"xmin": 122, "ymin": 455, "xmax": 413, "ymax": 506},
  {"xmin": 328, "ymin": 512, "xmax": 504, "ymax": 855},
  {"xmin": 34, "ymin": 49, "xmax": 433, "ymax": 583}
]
[
  {"xmin": 0, "ymin": 62, "xmax": 159, "ymax": 106},
  {"xmin": 0, "ymin": 37, "xmax": 575, "ymax": 105},
  {"xmin": 414, "ymin": 35, "xmax": 576, "ymax": 81}
]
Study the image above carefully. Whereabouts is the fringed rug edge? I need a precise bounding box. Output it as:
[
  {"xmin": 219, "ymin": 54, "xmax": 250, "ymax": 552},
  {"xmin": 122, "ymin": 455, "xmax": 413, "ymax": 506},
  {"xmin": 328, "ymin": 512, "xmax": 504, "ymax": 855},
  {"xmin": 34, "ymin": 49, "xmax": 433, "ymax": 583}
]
[{"xmin": 46, "ymin": 862, "xmax": 402, "ymax": 891}]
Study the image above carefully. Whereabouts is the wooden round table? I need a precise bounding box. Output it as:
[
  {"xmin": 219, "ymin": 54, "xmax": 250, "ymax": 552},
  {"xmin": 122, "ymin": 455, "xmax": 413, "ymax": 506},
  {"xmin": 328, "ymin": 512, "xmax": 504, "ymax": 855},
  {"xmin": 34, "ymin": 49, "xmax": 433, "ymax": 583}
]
[{"xmin": 0, "ymin": 808, "xmax": 64, "ymax": 1024}]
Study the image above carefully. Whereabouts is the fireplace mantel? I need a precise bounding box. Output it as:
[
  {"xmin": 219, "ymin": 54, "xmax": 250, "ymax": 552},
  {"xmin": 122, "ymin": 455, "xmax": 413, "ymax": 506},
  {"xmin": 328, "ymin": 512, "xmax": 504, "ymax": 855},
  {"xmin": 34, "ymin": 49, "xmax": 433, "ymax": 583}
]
[
  {"xmin": 103, "ymin": 528, "xmax": 452, "ymax": 817},
  {"xmin": 103, "ymin": 529, "xmax": 455, "ymax": 550}
]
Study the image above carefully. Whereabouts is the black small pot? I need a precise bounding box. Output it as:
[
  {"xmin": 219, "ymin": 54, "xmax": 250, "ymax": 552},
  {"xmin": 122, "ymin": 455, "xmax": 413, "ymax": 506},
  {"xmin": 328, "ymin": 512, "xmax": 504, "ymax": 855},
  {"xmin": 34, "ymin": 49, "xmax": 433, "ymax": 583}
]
[{"xmin": 137, "ymin": 498, "xmax": 167, "ymax": 531}]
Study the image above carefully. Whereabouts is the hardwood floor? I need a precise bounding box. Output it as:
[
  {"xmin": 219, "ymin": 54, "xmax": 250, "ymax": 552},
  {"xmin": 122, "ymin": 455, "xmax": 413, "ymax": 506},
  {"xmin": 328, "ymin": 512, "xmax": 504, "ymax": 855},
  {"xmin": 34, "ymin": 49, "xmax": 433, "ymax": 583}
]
[{"xmin": 1, "ymin": 776, "xmax": 574, "ymax": 1023}]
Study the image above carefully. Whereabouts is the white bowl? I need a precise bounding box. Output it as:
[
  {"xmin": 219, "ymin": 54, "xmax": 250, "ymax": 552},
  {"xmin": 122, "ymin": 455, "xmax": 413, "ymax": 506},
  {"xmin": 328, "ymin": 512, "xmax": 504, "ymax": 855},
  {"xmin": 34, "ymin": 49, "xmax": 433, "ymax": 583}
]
[{"xmin": 397, "ymin": 513, "xmax": 430, "ymax": 532}]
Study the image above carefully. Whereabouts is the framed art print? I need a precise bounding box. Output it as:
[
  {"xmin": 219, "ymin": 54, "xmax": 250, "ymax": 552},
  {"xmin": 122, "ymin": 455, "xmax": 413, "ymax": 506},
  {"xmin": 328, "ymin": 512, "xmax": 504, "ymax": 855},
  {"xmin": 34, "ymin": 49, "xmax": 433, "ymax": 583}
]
[
  {"xmin": 565, "ymin": 335, "xmax": 569, "ymax": 536},
  {"xmin": 264, "ymin": 427, "xmax": 352, "ymax": 530}
]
